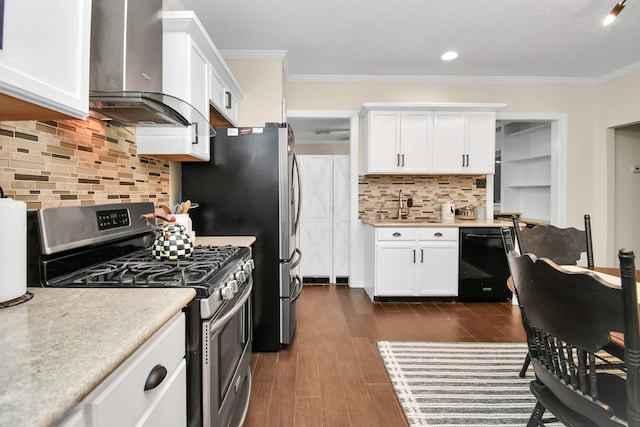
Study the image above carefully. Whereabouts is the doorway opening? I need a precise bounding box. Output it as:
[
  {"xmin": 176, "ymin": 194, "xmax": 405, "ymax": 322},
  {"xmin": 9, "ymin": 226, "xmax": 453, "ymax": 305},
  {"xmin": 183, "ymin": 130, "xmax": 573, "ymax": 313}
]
[
  {"xmin": 494, "ymin": 113, "xmax": 567, "ymax": 226},
  {"xmin": 287, "ymin": 111, "xmax": 359, "ymax": 284}
]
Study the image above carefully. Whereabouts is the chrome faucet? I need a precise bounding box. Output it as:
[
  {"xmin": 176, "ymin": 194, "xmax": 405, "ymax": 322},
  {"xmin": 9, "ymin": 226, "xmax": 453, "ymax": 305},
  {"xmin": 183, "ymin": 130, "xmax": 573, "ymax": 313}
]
[{"xmin": 398, "ymin": 189, "xmax": 404, "ymax": 219}]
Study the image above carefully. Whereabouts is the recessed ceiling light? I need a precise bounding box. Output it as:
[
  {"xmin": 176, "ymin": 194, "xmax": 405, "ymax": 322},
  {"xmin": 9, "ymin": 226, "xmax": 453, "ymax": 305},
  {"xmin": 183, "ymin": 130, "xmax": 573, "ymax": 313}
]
[
  {"xmin": 604, "ymin": 0, "xmax": 626, "ymax": 25},
  {"xmin": 441, "ymin": 51, "xmax": 458, "ymax": 61}
]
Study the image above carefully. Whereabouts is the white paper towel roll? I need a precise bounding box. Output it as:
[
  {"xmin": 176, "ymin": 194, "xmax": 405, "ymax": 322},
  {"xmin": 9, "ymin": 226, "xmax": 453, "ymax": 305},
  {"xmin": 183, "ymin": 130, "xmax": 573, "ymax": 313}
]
[{"xmin": 0, "ymin": 198, "xmax": 27, "ymax": 303}]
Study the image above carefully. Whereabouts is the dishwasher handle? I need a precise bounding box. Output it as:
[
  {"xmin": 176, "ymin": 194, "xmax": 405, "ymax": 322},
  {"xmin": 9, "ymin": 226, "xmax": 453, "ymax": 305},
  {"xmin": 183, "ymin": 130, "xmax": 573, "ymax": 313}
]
[{"xmin": 464, "ymin": 233, "xmax": 502, "ymax": 239}]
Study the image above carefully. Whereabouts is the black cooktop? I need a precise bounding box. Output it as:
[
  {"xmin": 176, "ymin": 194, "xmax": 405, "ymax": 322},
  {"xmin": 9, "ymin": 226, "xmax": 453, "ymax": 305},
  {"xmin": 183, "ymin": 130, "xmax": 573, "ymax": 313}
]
[{"xmin": 47, "ymin": 245, "xmax": 249, "ymax": 297}]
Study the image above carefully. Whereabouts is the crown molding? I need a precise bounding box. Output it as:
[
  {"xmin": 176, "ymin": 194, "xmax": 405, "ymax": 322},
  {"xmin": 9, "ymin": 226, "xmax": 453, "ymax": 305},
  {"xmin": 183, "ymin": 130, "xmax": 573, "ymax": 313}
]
[
  {"xmin": 219, "ymin": 49, "xmax": 288, "ymax": 61},
  {"xmin": 595, "ymin": 60, "xmax": 640, "ymax": 84},
  {"xmin": 286, "ymin": 73, "xmax": 598, "ymax": 85}
]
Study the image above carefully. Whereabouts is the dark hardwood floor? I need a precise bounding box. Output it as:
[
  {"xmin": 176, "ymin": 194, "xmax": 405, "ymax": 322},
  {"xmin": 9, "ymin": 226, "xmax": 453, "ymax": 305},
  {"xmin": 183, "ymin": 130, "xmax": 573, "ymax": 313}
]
[{"xmin": 243, "ymin": 284, "xmax": 526, "ymax": 427}]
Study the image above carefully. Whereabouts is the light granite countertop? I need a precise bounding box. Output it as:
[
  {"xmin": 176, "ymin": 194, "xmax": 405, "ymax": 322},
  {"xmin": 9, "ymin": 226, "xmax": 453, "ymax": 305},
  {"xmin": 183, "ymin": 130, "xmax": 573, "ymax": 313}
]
[
  {"xmin": 196, "ymin": 235, "xmax": 256, "ymax": 247},
  {"xmin": 361, "ymin": 218, "xmax": 513, "ymax": 228},
  {"xmin": 0, "ymin": 287, "xmax": 195, "ymax": 427}
]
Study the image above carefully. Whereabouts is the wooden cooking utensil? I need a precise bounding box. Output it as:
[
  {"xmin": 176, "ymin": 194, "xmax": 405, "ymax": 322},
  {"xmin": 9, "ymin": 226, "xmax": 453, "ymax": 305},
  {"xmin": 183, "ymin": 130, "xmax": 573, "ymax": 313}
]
[
  {"xmin": 182, "ymin": 200, "xmax": 191, "ymax": 214},
  {"xmin": 161, "ymin": 204, "xmax": 173, "ymax": 215}
]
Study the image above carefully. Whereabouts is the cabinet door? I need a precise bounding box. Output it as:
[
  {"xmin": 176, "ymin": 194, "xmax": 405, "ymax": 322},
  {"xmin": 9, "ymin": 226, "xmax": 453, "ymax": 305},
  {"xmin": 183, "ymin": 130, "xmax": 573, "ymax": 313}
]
[
  {"xmin": 333, "ymin": 156, "xmax": 350, "ymax": 279},
  {"xmin": 190, "ymin": 42, "xmax": 210, "ymax": 118},
  {"xmin": 210, "ymin": 69, "xmax": 226, "ymax": 112},
  {"xmin": 0, "ymin": 0, "xmax": 90, "ymax": 119},
  {"xmin": 432, "ymin": 112, "xmax": 466, "ymax": 174},
  {"xmin": 465, "ymin": 112, "xmax": 496, "ymax": 174},
  {"xmin": 224, "ymin": 90, "xmax": 239, "ymax": 124},
  {"xmin": 376, "ymin": 244, "xmax": 416, "ymax": 295},
  {"xmin": 366, "ymin": 111, "xmax": 401, "ymax": 173},
  {"xmin": 299, "ymin": 156, "xmax": 333, "ymax": 278},
  {"xmin": 299, "ymin": 220, "xmax": 333, "ymax": 277},
  {"xmin": 400, "ymin": 111, "xmax": 432, "ymax": 172},
  {"xmin": 417, "ymin": 241, "xmax": 459, "ymax": 296},
  {"xmin": 138, "ymin": 360, "xmax": 187, "ymax": 427},
  {"xmin": 137, "ymin": 29, "xmax": 211, "ymax": 161}
]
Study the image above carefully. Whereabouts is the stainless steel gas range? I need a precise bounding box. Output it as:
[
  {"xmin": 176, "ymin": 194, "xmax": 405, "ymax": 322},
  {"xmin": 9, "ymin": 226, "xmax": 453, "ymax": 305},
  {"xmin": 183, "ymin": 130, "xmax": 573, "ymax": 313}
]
[{"xmin": 26, "ymin": 202, "xmax": 254, "ymax": 427}]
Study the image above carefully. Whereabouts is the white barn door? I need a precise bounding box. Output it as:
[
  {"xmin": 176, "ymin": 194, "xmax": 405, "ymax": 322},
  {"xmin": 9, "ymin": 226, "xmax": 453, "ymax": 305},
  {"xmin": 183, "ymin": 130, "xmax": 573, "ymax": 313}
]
[
  {"xmin": 299, "ymin": 156, "xmax": 333, "ymax": 280},
  {"xmin": 333, "ymin": 155, "xmax": 350, "ymax": 281},
  {"xmin": 298, "ymin": 155, "xmax": 350, "ymax": 282}
]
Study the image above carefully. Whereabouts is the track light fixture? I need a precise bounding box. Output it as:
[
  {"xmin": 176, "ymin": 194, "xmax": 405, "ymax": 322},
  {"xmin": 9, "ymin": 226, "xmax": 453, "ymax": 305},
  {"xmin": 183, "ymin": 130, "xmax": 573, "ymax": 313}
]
[{"xmin": 604, "ymin": 0, "xmax": 626, "ymax": 25}]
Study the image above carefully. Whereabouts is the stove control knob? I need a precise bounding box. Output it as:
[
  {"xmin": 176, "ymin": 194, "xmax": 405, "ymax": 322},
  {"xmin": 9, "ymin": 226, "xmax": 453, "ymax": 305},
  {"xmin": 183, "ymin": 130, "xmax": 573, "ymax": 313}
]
[
  {"xmin": 234, "ymin": 271, "xmax": 246, "ymax": 283},
  {"xmin": 244, "ymin": 260, "xmax": 255, "ymax": 273},
  {"xmin": 226, "ymin": 279, "xmax": 239, "ymax": 293},
  {"xmin": 221, "ymin": 284, "xmax": 235, "ymax": 300}
]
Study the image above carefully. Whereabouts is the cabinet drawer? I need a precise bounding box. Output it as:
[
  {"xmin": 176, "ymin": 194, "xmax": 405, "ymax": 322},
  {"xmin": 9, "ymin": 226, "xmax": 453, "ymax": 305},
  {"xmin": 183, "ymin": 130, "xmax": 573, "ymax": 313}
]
[
  {"xmin": 418, "ymin": 228, "xmax": 458, "ymax": 241},
  {"xmin": 85, "ymin": 312, "xmax": 186, "ymax": 427},
  {"xmin": 376, "ymin": 228, "xmax": 417, "ymax": 241}
]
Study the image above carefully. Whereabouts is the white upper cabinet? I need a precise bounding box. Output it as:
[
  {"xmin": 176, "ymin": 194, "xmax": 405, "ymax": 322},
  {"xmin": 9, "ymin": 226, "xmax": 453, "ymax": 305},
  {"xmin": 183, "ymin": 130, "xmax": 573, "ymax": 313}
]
[
  {"xmin": 432, "ymin": 111, "xmax": 496, "ymax": 174},
  {"xmin": 210, "ymin": 66, "xmax": 240, "ymax": 125},
  {"xmin": 364, "ymin": 111, "xmax": 431, "ymax": 174},
  {"xmin": 136, "ymin": 11, "xmax": 244, "ymax": 161},
  {"xmin": 0, "ymin": 0, "xmax": 91, "ymax": 120},
  {"xmin": 361, "ymin": 103, "xmax": 504, "ymax": 175}
]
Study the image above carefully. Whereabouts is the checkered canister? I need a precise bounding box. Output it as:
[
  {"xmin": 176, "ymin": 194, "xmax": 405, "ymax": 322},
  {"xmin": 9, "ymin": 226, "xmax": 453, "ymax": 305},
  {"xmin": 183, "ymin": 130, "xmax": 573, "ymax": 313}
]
[{"xmin": 152, "ymin": 223, "xmax": 194, "ymax": 260}]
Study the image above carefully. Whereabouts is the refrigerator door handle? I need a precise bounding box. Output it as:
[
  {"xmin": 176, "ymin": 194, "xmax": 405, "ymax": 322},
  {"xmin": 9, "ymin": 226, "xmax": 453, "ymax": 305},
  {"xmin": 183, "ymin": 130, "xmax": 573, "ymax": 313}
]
[
  {"xmin": 293, "ymin": 153, "xmax": 302, "ymax": 234},
  {"xmin": 282, "ymin": 247, "xmax": 301, "ymax": 265},
  {"xmin": 290, "ymin": 275, "xmax": 303, "ymax": 303},
  {"xmin": 289, "ymin": 248, "xmax": 302, "ymax": 268}
]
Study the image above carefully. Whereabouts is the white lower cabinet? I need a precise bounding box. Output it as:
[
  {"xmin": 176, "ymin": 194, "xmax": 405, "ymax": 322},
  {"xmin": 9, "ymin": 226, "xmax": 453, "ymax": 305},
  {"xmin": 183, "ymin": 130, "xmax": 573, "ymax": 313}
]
[
  {"xmin": 416, "ymin": 228, "xmax": 459, "ymax": 296},
  {"xmin": 365, "ymin": 226, "xmax": 458, "ymax": 298},
  {"xmin": 56, "ymin": 312, "xmax": 187, "ymax": 427}
]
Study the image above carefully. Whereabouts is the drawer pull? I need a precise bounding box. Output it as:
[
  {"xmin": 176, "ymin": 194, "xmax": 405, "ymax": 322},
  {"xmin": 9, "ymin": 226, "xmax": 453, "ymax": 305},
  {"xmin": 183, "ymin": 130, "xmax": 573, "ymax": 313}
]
[
  {"xmin": 434, "ymin": 232, "xmax": 443, "ymax": 237},
  {"xmin": 144, "ymin": 364, "xmax": 168, "ymax": 391},
  {"xmin": 393, "ymin": 232, "xmax": 401, "ymax": 237}
]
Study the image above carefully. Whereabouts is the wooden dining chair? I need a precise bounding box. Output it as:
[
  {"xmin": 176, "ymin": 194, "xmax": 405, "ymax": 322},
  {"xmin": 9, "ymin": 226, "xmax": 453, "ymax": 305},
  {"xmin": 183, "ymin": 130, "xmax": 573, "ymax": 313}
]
[
  {"xmin": 502, "ymin": 228, "xmax": 542, "ymax": 378},
  {"xmin": 505, "ymin": 243, "xmax": 640, "ymax": 427},
  {"xmin": 512, "ymin": 214, "xmax": 594, "ymax": 268},
  {"xmin": 510, "ymin": 214, "xmax": 594, "ymax": 377}
]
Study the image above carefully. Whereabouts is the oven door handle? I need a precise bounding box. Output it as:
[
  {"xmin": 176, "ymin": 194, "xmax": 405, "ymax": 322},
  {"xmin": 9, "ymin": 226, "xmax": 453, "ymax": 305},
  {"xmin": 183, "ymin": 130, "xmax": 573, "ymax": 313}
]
[
  {"xmin": 209, "ymin": 282, "xmax": 253, "ymax": 334},
  {"xmin": 291, "ymin": 275, "xmax": 303, "ymax": 303},
  {"xmin": 465, "ymin": 233, "xmax": 502, "ymax": 239}
]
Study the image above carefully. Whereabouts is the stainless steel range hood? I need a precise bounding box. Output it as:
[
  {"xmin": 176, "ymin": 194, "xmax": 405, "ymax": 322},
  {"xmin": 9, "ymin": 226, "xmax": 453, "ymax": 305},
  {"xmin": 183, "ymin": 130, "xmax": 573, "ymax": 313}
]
[{"xmin": 89, "ymin": 0, "xmax": 208, "ymax": 129}]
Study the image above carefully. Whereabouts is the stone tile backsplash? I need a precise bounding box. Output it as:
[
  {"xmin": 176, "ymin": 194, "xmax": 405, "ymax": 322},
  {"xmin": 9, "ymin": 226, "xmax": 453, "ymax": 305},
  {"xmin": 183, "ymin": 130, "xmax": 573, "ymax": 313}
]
[
  {"xmin": 359, "ymin": 175, "xmax": 487, "ymax": 221},
  {"xmin": 0, "ymin": 119, "xmax": 170, "ymax": 210}
]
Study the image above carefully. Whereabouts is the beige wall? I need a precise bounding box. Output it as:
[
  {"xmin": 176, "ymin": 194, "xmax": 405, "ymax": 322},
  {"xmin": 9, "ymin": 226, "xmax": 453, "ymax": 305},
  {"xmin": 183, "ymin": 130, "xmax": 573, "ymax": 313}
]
[
  {"xmin": 296, "ymin": 143, "xmax": 349, "ymax": 155},
  {"xmin": 595, "ymin": 69, "xmax": 640, "ymax": 263},
  {"xmin": 282, "ymin": 78, "xmax": 640, "ymax": 265},
  {"xmin": 226, "ymin": 59, "xmax": 284, "ymax": 127}
]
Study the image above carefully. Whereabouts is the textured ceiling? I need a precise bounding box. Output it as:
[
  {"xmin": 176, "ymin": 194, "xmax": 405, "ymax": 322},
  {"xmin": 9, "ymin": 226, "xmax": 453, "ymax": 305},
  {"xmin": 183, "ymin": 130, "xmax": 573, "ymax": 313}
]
[{"xmin": 167, "ymin": 0, "xmax": 640, "ymax": 82}]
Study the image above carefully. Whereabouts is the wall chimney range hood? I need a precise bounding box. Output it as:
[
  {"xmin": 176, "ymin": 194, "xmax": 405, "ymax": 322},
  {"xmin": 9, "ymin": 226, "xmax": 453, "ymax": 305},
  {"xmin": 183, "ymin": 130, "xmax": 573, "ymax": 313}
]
[{"xmin": 88, "ymin": 0, "xmax": 212, "ymax": 135}]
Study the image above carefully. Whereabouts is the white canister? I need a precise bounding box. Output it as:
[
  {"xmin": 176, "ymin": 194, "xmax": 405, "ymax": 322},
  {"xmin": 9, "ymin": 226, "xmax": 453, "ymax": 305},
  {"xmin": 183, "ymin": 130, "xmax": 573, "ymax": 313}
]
[
  {"xmin": 442, "ymin": 202, "xmax": 455, "ymax": 222},
  {"xmin": 173, "ymin": 214, "xmax": 196, "ymax": 244},
  {"xmin": 0, "ymin": 198, "xmax": 27, "ymax": 303}
]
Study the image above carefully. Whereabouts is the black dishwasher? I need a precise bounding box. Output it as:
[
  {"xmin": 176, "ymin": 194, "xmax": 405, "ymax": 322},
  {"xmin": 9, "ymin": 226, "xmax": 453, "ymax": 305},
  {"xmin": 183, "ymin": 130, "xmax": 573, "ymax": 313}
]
[{"xmin": 458, "ymin": 227, "xmax": 512, "ymax": 302}]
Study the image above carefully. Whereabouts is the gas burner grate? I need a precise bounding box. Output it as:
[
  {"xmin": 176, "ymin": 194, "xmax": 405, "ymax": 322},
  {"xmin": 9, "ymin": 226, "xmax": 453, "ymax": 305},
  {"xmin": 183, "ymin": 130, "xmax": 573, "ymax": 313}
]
[{"xmin": 62, "ymin": 246, "xmax": 241, "ymax": 288}]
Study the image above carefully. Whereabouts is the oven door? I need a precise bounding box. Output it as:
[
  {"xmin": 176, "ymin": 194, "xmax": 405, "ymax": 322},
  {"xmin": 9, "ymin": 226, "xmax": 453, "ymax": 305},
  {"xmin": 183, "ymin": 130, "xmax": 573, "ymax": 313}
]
[{"xmin": 202, "ymin": 280, "xmax": 253, "ymax": 427}]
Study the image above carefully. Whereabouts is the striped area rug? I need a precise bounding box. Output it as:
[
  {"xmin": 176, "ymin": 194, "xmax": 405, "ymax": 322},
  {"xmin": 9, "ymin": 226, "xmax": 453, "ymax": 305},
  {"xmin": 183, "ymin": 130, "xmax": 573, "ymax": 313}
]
[{"xmin": 377, "ymin": 341, "xmax": 559, "ymax": 427}]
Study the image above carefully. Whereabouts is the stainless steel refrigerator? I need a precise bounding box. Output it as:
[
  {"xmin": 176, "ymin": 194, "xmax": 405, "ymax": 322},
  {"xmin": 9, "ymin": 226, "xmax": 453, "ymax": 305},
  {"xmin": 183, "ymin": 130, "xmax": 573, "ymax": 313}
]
[{"xmin": 181, "ymin": 123, "xmax": 302, "ymax": 352}]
